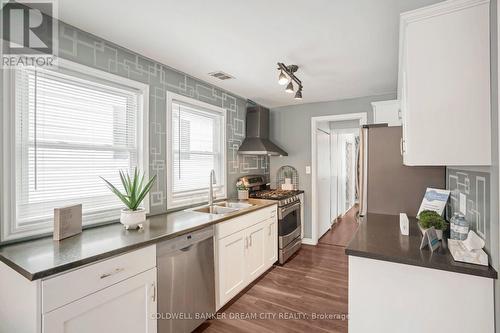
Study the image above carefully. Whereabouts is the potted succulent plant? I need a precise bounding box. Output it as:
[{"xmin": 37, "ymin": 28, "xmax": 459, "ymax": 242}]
[
  {"xmin": 236, "ymin": 180, "xmax": 249, "ymax": 200},
  {"xmin": 418, "ymin": 210, "xmax": 448, "ymax": 240},
  {"xmin": 101, "ymin": 168, "xmax": 156, "ymax": 230}
]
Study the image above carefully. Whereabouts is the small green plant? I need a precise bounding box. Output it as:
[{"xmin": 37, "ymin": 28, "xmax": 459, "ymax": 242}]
[
  {"xmin": 236, "ymin": 180, "xmax": 247, "ymax": 191},
  {"xmin": 284, "ymin": 170, "xmax": 293, "ymax": 178},
  {"xmin": 101, "ymin": 168, "xmax": 156, "ymax": 211},
  {"xmin": 418, "ymin": 210, "xmax": 447, "ymax": 231}
]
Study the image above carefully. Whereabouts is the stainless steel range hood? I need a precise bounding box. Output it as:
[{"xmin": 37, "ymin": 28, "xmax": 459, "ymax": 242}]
[{"xmin": 238, "ymin": 105, "xmax": 288, "ymax": 156}]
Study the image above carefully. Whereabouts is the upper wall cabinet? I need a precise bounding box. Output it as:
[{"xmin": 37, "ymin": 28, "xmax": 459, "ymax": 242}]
[
  {"xmin": 398, "ymin": 0, "xmax": 491, "ymax": 166},
  {"xmin": 371, "ymin": 100, "xmax": 402, "ymax": 127}
]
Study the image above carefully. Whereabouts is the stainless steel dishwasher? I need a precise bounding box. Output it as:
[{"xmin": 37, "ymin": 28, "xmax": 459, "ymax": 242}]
[{"xmin": 157, "ymin": 226, "xmax": 215, "ymax": 333}]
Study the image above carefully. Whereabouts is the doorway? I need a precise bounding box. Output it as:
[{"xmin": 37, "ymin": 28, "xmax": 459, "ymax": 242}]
[
  {"xmin": 311, "ymin": 113, "xmax": 366, "ymax": 245},
  {"xmin": 330, "ymin": 126, "xmax": 360, "ymax": 224}
]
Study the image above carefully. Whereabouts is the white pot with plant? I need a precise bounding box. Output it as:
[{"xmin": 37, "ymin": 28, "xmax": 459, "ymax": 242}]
[
  {"xmin": 418, "ymin": 210, "xmax": 448, "ymax": 240},
  {"xmin": 101, "ymin": 168, "xmax": 157, "ymax": 230},
  {"xmin": 284, "ymin": 170, "xmax": 292, "ymax": 185},
  {"xmin": 236, "ymin": 180, "xmax": 249, "ymax": 200}
]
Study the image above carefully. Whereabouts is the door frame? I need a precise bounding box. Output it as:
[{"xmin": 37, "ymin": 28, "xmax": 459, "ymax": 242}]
[{"xmin": 310, "ymin": 113, "xmax": 367, "ymax": 245}]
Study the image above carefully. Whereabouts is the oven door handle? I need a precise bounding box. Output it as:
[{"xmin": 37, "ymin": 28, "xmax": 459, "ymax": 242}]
[{"xmin": 279, "ymin": 202, "xmax": 301, "ymax": 220}]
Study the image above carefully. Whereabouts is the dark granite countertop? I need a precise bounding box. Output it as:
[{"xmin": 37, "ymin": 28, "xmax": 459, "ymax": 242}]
[
  {"xmin": 345, "ymin": 213, "xmax": 497, "ymax": 279},
  {"xmin": 0, "ymin": 199, "xmax": 277, "ymax": 281}
]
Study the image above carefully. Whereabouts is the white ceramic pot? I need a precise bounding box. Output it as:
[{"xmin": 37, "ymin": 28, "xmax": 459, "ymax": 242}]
[
  {"xmin": 238, "ymin": 190, "xmax": 249, "ymax": 200},
  {"xmin": 120, "ymin": 208, "xmax": 146, "ymax": 230},
  {"xmin": 284, "ymin": 178, "xmax": 292, "ymax": 185}
]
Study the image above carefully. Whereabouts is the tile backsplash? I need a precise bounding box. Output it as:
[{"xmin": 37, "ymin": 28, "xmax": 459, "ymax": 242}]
[
  {"xmin": 446, "ymin": 169, "xmax": 490, "ymax": 246},
  {"xmin": 30, "ymin": 20, "xmax": 270, "ymax": 214}
]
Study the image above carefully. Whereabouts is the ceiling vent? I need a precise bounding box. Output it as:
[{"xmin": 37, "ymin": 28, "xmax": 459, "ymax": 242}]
[{"xmin": 208, "ymin": 71, "xmax": 235, "ymax": 80}]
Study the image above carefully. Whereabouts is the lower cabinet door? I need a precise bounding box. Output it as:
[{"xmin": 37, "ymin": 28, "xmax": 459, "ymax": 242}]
[
  {"xmin": 216, "ymin": 229, "xmax": 247, "ymax": 309},
  {"xmin": 245, "ymin": 221, "xmax": 266, "ymax": 282},
  {"xmin": 43, "ymin": 268, "xmax": 157, "ymax": 333},
  {"xmin": 264, "ymin": 218, "xmax": 278, "ymax": 267}
]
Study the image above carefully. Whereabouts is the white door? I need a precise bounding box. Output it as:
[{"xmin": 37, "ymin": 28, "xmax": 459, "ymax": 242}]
[
  {"xmin": 245, "ymin": 221, "xmax": 266, "ymax": 282},
  {"xmin": 316, "ymin": 129, "xmax": 332, "ymax": 238},
  {"xmin": 43, "ymin": 268, "xmax": 157, "ymax": 333},
  {"xmin": 264, "ymin": 217, "xmax": 278, "ymax": 267},
  {"xmin": 216, "ymin": 229, "xmax": 246, "ymax": 308}
]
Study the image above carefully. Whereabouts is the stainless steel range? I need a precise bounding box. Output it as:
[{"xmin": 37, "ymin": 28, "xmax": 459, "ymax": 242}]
[{"xmin": 238, "ymin": 176, "xmax": 302, "ymax": 264}]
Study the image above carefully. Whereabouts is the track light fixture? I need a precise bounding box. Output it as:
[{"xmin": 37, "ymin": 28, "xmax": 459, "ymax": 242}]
[
  {"xmin": 294, "ymin": 88, "xmax": 302, "ymax": 100},
  {"xmin": 278, "ymin": 70, "xmax": 289, "ymax": 85},
  {"xmin": 277, "ymin": 62, "xmax": 303, "ymax": 99}
]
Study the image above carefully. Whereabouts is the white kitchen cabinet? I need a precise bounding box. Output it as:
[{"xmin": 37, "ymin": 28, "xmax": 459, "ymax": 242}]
[
  {"xmin": 214, "ymin": 205, "xmax": 277, "ymax": 310},
  {"xmin": 264, "ymin": 217, "xmax": 278, "ymax": 266},
  {"xmin": 398, "ymin": 0, "xmax": 491, "ymax": 166},
  {"xmin": 371, "ymin": 100, "xmax": 402, "ymax": 127},
  {"xmin": 0, "ymin": 245, "xmax": 157, "ymax": 333},
  {"xmin": 216, "ymin": 229, "xmax": 247, "ymax": 305},
  {"xmin": 245, "ymin": 221, "xmax": 266, "ymax": 281},
  {"xmin": 43, "ymin": 268, "xmax": 157, "ymax": 333},
  {"xmin": 349, "ymin": 256, "xmax": 494, "ymax": 333}
]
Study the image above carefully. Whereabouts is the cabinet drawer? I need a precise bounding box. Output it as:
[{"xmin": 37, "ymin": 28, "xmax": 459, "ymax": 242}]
[
  {"xmin": 42, "ymin": 245, "xmax": 156, "ymax": 313},
  {"xmin": 216, "ymin": 205, "xmax": 277, "ymax": 240}
]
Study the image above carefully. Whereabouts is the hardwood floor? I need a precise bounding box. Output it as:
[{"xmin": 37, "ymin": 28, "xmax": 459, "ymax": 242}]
[
  {"xmin": 196, "ymin": 209, "xmax": 359, "ymax": 333},
  {"xmin": 319, "ymin": 208, "xmax": 359, "ymax": 247}
]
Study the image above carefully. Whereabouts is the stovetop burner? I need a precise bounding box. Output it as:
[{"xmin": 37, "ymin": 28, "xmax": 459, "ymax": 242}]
[
  {"xmin": 238, "ymin": 175, "xmax": 302, "ymax": 207},
  {"xmin": 250, "ymin": 189, "xmax": 302, "ymax": 200}
]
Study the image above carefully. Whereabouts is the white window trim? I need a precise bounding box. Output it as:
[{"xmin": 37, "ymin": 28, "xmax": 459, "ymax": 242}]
[
  {"xmin": 166, "ymin": 91, "xmax": 227, "ymax": 209},
  {"xmin": 1, "ymin": 58, "xmax": 150, "ymax": 243}
]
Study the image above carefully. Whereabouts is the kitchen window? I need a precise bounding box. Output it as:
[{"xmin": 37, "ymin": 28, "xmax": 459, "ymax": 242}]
[
  {"xmin": 166, "ymin": 92, "xmax": 226, "ymax": 209},
  {"xmin": 1, "ymin": 60, "xmax": 149, "ymax": 242}
]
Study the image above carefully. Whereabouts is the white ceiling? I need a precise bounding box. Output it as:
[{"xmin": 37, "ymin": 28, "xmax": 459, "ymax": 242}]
[{"xmin": 57, "ymin": 0, "xmax": 441, "ymax": 108}]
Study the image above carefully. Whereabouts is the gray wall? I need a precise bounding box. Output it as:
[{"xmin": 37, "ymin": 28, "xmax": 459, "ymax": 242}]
[
  {"xmin": 269, "ymin": 93, "xmax": 395, "ymax": 239},
  {"xmin": 1, "ymin": 19, "xmax": 269, "ymax": 217},
  {"xmin": 329, "ymin": 119, "xmax": 361, "ymax": 130}
]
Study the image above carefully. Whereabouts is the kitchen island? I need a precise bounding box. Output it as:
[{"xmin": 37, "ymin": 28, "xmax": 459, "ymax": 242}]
[{"xmin": 346, "ymin": 213, "xmax": 497, "ymax": 333}]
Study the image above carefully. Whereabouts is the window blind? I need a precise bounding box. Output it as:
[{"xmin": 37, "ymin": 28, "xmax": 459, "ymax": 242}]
[
  {"xmin": 14, "ymin": 67, "xmax": 142, "ymax": 231},
  {"xmin": 168, "ymin": 99, "xmax": 226, "ymax": 208}
]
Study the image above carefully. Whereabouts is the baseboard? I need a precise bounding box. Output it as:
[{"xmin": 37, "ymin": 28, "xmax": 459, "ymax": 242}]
[{"xmin": 301, "ymin": 238, "xmax": 318, "ymax": 245}]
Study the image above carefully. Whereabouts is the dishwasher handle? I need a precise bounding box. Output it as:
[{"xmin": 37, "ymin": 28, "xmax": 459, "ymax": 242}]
[
  {"xmin": 157, "ymin": 226, "xmax": 214, "ymax": 256},
  {"xmin": 180, "ymin": 244, "xmax": 194, "ymax": 252}
]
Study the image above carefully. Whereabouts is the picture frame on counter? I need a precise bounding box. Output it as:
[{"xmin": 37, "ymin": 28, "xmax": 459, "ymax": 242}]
[
  {"xmin": 53, "ymin": 204, "xmax": 82, "ymax": 241},
  {"xmin": 419, "ymin": 226, "xmax": 440, "ymax": 252}
]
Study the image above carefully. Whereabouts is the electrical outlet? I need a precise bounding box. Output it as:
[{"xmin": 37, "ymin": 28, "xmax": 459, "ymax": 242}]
[
  {"xmin": 459, "ymin": 193, "xmax": 467, "ymax": 214},
  {"xmin": 305, "ymin": 166, "xmax": 311, "ymax": 174}
]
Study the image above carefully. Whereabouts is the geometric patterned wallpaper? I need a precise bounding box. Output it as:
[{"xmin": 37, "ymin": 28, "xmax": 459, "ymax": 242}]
[
  {"xmin": 447, "ymin": 168, "xmax": 490, "ymax": 250},
  {"xmin": 53, "ymin": 21, "xmax": 269, "ymax": 214}
]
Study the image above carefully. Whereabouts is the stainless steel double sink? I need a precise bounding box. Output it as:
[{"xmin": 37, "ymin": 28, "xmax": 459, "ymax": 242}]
[{"xmin": 187, "ymin": 201, "xmax": 254, "ymax": 215}]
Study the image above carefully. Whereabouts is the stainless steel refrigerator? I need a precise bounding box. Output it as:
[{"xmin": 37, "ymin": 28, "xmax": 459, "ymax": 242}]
[{"xmin": 357, "ymin": 125, "xmax": 445, "ymax": 217}]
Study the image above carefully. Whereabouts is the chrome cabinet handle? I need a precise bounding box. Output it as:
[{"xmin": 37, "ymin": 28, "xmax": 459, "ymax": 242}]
[
  {"xmin": 100, "ymin": 267, "xmax": 124, "ymax": 279},
  {"xmin": 244, "ymin": 236, "xmax": 248, "ymax": 249},
  {"xmin": 268, "ymin": 224, "xmax": 272, "ymax": 236},
  {"xmin": 249, "ymin": 235, "xmax": 252, "ymax": 247},
  {"xmin": 151, "ymin": 282, "xmax": 156, "ymax": 302}
]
